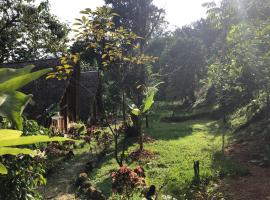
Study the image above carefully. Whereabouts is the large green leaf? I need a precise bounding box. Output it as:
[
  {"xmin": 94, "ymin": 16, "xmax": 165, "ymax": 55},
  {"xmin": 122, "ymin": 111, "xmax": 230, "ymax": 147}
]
[
  {"xmin": 0, "ymin": 129, "xmax": 73, "ymax": 174},
  {"xmin": 142, "ymin": 87, "xmax": 158, "ymax": 113},
  {"xmin": 0, "ymin": 135, "xmax": 72, "ymax": 147},
  {"xmin": 0, "ymin": 147, "xmax": 35, "ymax": 156},
  {"xmin": 0, "ymin": 91, "xmax": 32, "ymax": 130},
  {"xmin": 0, "ymin": 162, "xmax": 7, "ymax": 174},
  {"xmin": 132, "ymin": 108, "xmax": 140, "ymax": 116},
  {"xmin": 0, "ymin": 68, "xmax": 52, "ymax": 92},
  {"xmin": 129, "ymin": 104, "xmax": 141, "ymax": 116},
  {"xmin": 0, "ymin": 67, "xmax": 52, "ymax": 129},
  {"xmin": 0, "ymin": 65, "xmax": 35, "ymax": 83},
  {"xmin": 0, "ymin": 129, "xmax": 22, "ymax": 139}
]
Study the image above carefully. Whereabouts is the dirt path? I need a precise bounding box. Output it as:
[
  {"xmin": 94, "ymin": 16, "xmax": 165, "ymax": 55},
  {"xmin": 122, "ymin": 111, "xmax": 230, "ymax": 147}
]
[
  {"xmin": 40, "ymin": 152, "xmax": 91, "ymax": 200},
  {"xmin": 219, "ymin": 139, "xmax": 270, "ymax": 200}
]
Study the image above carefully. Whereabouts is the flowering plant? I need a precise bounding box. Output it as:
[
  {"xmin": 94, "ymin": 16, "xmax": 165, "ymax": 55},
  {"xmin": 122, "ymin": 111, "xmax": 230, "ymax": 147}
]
[{"xmin": 111, "ymin": 166, "xmax": 146, "ymax": 198}]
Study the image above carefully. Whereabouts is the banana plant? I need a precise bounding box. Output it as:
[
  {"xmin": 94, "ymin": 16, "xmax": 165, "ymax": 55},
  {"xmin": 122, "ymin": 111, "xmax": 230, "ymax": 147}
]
[
  {"xmin": 0, "ymin": 65, "xmax": 72, "ymax": 174},
  {"xmin": 0, "ymin": 65, "xmax": 52, "ymax": 130},
  {"xmin": 129, "ymin": 86, "xmax": 159, "ymax": 151},
  {"xmin": 0, "ymin": 129, "xmax": 71, "ymax": 174}
]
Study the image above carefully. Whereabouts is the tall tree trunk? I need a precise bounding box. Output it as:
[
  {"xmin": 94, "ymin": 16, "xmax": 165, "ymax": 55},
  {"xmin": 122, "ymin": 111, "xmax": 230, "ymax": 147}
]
[
  {"xmin": 139, "ymin": 117, "xmax": 143, "ymax": 151},
  {"xmin": 222, "ymin": 98, "xmax": 226, "ymax": 154},
  {"xmin": 113, "ymin": 134, "xmax": 122, "ymax": 166},
  {"xmin": 145, "ymin": 114, "xmax": 149, "ymax": 128},
  {"xmin": 122, "ymin": 90, "xmax": 126, "ymax": 125},
  {"xmin": 266, "ymin": 92, "xmax": 270, "ymax": 119}
]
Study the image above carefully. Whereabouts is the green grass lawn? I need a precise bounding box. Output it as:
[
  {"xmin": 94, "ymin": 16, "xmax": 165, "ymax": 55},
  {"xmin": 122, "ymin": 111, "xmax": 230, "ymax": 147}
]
[{"xmin": 88, "ymin": 118, "xmax": 246, "ymax": 199}]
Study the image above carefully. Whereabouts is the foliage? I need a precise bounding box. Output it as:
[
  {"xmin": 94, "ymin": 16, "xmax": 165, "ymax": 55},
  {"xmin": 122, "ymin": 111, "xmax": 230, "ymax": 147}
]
[
  {"xmin": 46, "ymin": 54, "xmax": 80, "ymax": 80},
  {"xmin": 74, "ymin": 6, "xmax": 158, "ymax": 167},
  {"xmin": 160, "ymin": 36, "xmax": 207, "ymax": 103},
  {"xmin": 0, "ymin": 129, "xmax": 71, "ymax": 174},
  {"xmin": 104, "ymin": 0, "xmax": 166, "ymax": 39},
  {"xmin": 0, "ymin": 65, "xmax": 51, "ymax": 129},
  {"xmin": 74, "ymin": 6, "xmax": 157, "ymax": 68},
  {"xmin": 130, "ymin": 85, "xmax": 160, "ymax": 150},
  {"xmin": 130, "ymin": 86, "xmax": 159, "ymax": 117},
  {"xmin": 0, "ymin": 155, "xmax": 46, "ymax": 200},
  {"xmin": 111, "ymin": 166, "xmax": 146, "ymax": 198},
  {"xmin": 68, "ymin": 121, "xmax": 87, "ymax": 138},
  {"xmin": 23, "ymin": 120, "xmax": 51, "ymax": 136},
  {"xmin": 0, "ymin": 0, "xmax": 69, "ymax": 62},
  {"xmin": 94, "ymin": 130, "xmax": 113, "ymax": 153},
  {"xmin": 0, "ymin": 66, "xmax": 72, "ymax": 174},
  {"xmin": 204, "ymin": 0, "xmax": 270, "ymax": 122}
]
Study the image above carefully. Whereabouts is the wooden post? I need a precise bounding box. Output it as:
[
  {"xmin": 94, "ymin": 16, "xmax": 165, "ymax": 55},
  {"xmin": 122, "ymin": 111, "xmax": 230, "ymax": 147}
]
[{"xmin": 193, "ymin": 160, "xmax": 200, "ymax": 185}]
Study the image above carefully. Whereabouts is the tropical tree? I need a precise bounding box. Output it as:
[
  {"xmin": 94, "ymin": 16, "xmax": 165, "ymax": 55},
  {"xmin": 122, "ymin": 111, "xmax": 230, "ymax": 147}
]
[
  {"xmin": 159, "ymin": 36, "xmax": 207, "ymax": 103},
  {"xmin": 74, "ymin": 6, "xmax": 157, "ymax": 166},
  {"xmin": 104, "ymin": 0, "xmax": 166, "ymax": 40},
  {"xmin": 0, "ymin": 0, "xmax": 69, "ymax": 62}
]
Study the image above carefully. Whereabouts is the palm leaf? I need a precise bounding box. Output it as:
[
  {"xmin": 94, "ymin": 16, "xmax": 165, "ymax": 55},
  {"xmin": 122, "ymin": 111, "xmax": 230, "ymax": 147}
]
[
  {"xmin": 0, "ymin": 65, "xmax": 35, "ymax": 83},
  {"xmin": 0, "ymin": 135, "xmax": 72, "ymax": 147},
  {"xmin": 0, "ymin": 162, "xmax": 7, "ymax": 174},
  {"xmin": 0, "ymin": 68, "xmax": 52, "ymax": 92},
  {"xmin": 0, "ymin": 91, "xmax": 32, "ymax": 130}
]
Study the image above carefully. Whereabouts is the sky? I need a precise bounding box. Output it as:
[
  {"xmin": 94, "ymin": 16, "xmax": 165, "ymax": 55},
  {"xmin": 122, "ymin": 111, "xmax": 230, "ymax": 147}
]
[{"xmin": 44, "ymin": 0, "xmax": 210, "ymax": 29}]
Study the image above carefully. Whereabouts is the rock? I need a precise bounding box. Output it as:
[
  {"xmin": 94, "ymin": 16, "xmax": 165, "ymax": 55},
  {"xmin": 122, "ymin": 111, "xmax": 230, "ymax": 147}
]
[
  {"xmin": 81, "ymin": 181, "xmax": 92, "ymax": 189},
  {"xmin": 250, "ymin": 131, "xmax": 255, "ymax": 136},
  {"xmin": 146, "ymin": 185, "xmax": 156, "ymax": 199},
  {"xmin": 86, "ymin": 186, "xmax": 106, "ymax": 200},
  {"xmin": 85, "ymin": 161, "xmax": 96, "ymax": 172},
  {"xmin": 64, "ymin": 150, "xmax": 75, "ymax": 161},
  {"xmin": 241, "ymin": 141, "xmax": 248, "ymax": 146},
  {"xmin": 260, "ymin": 157, "xmax": 270, "ymax": 168},
  {"xmin": 75, "ymin": 173, "xmax": 88, "ymax": 187},
  {"xmin": 248, "ymin": 160, "xmax": 262, "ymax": 166}
]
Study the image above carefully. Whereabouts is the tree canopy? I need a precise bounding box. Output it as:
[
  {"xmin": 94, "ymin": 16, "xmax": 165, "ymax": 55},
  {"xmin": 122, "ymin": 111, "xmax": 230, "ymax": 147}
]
[{"xmin": 0, "ymin": 0, "xmax": 69, "ymax": 62}]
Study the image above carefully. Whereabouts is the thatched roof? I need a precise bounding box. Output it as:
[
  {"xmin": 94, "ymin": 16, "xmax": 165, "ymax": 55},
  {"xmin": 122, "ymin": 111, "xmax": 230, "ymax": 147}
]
[{"xmin": 1, "ymin": 59, "xmax": 98, "ymax": 122}]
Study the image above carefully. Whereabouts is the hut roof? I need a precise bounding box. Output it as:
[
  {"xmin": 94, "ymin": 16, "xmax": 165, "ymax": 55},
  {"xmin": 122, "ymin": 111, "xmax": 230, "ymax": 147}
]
[{"xmin": 1, "ymin": 59, "xmax": 98, "ymax": 121}]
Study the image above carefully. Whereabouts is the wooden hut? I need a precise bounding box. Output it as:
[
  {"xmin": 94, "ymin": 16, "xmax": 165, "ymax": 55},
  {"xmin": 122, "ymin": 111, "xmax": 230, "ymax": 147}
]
[{"xmin": 1, "ymin": 58, "xmax": 99, "ymax": 132}]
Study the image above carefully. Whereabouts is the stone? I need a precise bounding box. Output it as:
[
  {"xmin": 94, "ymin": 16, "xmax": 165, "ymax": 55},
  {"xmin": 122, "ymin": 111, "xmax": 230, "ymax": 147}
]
[
  {"xmin": 75, "ymin": 173, "xmax": 88, "ymax": 187},
  {"xmin": 85, "ymin": 161, "xmax": 96, "ymax": 172},
  {"xmin": 86, "ymin": 186, "xmax": 106, "ymax": 200},
  {"xmin": 81, "ymin": 181, "xmax": 92, "ymax": 189}
]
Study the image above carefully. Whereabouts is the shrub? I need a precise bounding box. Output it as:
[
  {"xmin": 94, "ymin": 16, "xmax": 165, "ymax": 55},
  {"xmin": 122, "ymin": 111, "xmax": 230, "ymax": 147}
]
[
  {"xmin": 0, "ymin": 155, "xmax": 46, "ymax": 200},
  {"xmin": 23, "ymin": 120, "xmax": 51, "ymax": 136},
  {"xmin": 96, "ymin": 131, "xmax": 113, "ymax": 152},
  {"xmin": 111, "ymin": 166, "xmax": 146, "ymax": 198},
  {"xmin": 68, "ymin": 121, "xmax": 87, "ymax": 138}
]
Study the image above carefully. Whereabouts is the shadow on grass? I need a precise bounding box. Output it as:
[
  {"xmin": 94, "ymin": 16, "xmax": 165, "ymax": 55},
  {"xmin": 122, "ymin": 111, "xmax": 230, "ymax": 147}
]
[
  {"xmin": 95, "ymin": 176, "xmax": 112, "ymax": 197},
  {"xmin": 211, "ymin": 151, "xmax": 250, "ymax": 178},
  {"xmin": 88, "ymin": 143, "xmax": 136, "ymax": 197},
  {"xmin": 144, "ymin": 118, "xmax": 225, "ymax": 141},
  {"xmin": 144, "ymin": 120, "xmax": 198, "ymax": 141}
]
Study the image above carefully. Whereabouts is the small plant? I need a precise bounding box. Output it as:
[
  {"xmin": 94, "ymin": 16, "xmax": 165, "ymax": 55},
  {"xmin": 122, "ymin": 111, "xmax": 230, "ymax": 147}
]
[
  {"xmin": 0, "ymin": 155, "xmax": 46, "ymax": 200},
  {"xmin": 130, "ymin": 86, "xmax": 160, "ymax": 151},
  {"xmin": 68, "ymin": 121, "xmax": 87, "ymax": 138},
  {"xmin": 23, "ymin": 120, "xmax": 51, "ymax": 136},
  {"xmin": 111, "ymin": 166, "xmax": 146, "ymax": 199},
  {"xmin": 96, "ymin": 131, "xmax": 113, "ymax": 152}
]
